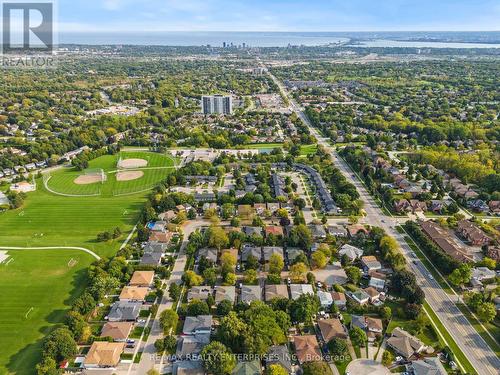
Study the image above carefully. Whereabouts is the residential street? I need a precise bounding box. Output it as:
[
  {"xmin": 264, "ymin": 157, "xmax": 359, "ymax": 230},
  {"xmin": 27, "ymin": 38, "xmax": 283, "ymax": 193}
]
[{"xmin": 269, "ymin": 71, "xmax": 500, "ymax": 375}]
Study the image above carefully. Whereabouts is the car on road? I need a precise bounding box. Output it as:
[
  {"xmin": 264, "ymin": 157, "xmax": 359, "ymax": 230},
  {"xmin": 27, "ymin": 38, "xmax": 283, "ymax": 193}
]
[{"xmin": 428, "ymin": 274, "xmax": 434, "ymax": 280}]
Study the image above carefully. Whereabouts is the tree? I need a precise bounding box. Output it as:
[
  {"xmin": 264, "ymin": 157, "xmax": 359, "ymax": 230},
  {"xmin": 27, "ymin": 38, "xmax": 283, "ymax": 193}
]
[
  {"xmin": 207, "ymin": 226, "xmax": 229, "ymax": 250},
  {"xmin": 289, "ymin": 262, "xmax": 308, "ymax": 283},
  {"xmin": 311, "ymin": 251, "xmax": 328, "ymax": 269},
  {"xmin": 203, "ymin": 268, "xmax": 218, "ymax": 286},
  {"xmin": 302, "ymin": 361, "xmax": 332, "ymax": 375},
  {"xmin": 345, "ymin": 266, "xmax": 362, "ymax": 285},
  {"xmin": 223, "ymin": 272, "xmax": 236, "ymax": 286},
  {"xmin": 380, "ymin": 306, "xmax": 392, "ymax": 320},
  {"xmin": 289, "ymin": 294, "xmax": 320, "ymax": 324},
  {"xmin": 328, "ymin": 337, "xmax": 347, "ymax": 356},
  {"xmin": 244, "ymin": 269, "xmax": 258, "ymax": 284},
  {"xmin": 35, "ymin": 357, "xmax": 58, "ymax": 375},
  {"xmin": 163, "ymin": 335, "xmax": 177, "ymax": 353},
  {"xmin": 187, "ymin": 299, "xmax": 210, "ymax": 316},
  {"xmin": 266, "ymin": 364, "xmax": 288, "ymax": 375},
  {"xmin": 269, "ymin": 253, "xmax": 284, "ymax": 274},
  {"xmin": 216, "ymin": 299, "xmax": 233, "ymax": 316},
  {"xmin": 246, "ymin": 254, "xmax": 260, "ymax": 270},
  {"xmin": 154, "ymin": 338, "xmax": 165, "ymax": 353},
  {"xmin": 289, "ymin": 225, "xmax": 313, "ymax": 250},
  {"xmin": 382, "ymin": 350, "xmax": 394, "ymax": 366},
  {"xmin": 168, "ymin": 283, "xmax": 181, "ymax": 301},
  {"xmin": 477, "ymin": 302, "xmax": 496, "ymax": 323},
  {"xmin": 201, "ymin": 341, "xmax": 236, "ymax": 375},
  {"xmin": 448, "ymin": 264, "xmax": 472, "ymax": 287},
  {"xmin": 159, "ymin": 309, "xmax": 178, "ymax": 334},
  {"xmin": 220, "ymin": 252, "xmax": 237, "ymax": 275},
  {"xmin": 216, "ymin": 311, "xmax": 247, "ymax": 350},
  {"xmin": 349, "ymin": 326, "xmax": 367, "ymax": 347},
  {"xmin": 182, "ymin": 270, "xmax": 203, "ymax": 288},
  {"xmin": 42, "ymin": 327, "xmax": 77, "ymax": 362}
]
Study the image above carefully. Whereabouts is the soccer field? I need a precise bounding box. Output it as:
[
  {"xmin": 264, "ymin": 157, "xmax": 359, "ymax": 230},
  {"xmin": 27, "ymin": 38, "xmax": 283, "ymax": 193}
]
[
  {"xmin": 45, "ymin": 151, "xmax": 176, "ymax": 197},
  {"xmin": 0, "ymin": 250, "xmax": 94, "ymax": 374}
]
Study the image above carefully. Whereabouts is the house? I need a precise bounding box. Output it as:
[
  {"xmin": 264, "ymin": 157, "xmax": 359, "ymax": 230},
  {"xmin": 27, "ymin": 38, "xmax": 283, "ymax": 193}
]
[
  {"xmin": 253, "ymin": 203, "xmax": 267, "ymax": 216},
  {"xmin": 198, "ymin": 247, "xmax": 218, "ymax": 264},
  {"xmin": 368, "ymin": 271, "xmax": 386, "ymax": 291},
  {"xmin": 221, "ymin": 248, "xmax": 239, "ymax": 263},
  {"xmin": 84, "ymin": 341, "xmax": 125, "ymax": 369},
  {"xmin": 272, "ymin": 173, "xmax": 287, "ymax": 198},
  {"xmin": 365, "ymin": 317, "xmax": 383, "ymax": 334},
  {"xmin": 265, "ymin": 284, "xmax": 289, "ymax": 301},
  {"xmin": 290, "ymin": 284, "xmax": 314, "ymax": 300},
  {"xmin": 241, "ymin": 245, "xmax": 262, "ymax": 262},
  {"xmin": 429, "ymin": 200, "xmax": 446, "ymax": 214},
  {"xmin": 173, "ymin": 360, "xmax": 205, "ymax": 375},
  {"xmin": 241, "ymin": 285, "xmax": 262, "ymax": 304},
  {"xmin": 287, "ymin": 248, "xmax": 305, "ymax": 263},
  {"xmin": 468, "ymin": 199, "xmax": 489, "ymax": 213},
  {"xmin": 409, "ymin": 199, "xmax": 427, "ymax": 213},
  {"xmin": 338, "ymin": 244, "xmax": 364, "ymax": 261},
  {"xmin": 486, "ymin": 247, "xmax": 500, "ymax": 261},
  {"xmin": 409, "ymin": 357, "xmax": 447, "ymax": 375},
  {"xmin": 347, "ymin": 289, "xmax": 370, "ymax": 305},
  {"xmin": 119, "ymin": 286, "xmax": 149, "ymax": 302},
  {"xmin": 129, "ymin": 271, "xmax": 154, "ymax": 287},
  {"xmin": 472, "ymin": 267, "xmax": 496, "ymax": 281},
  {"xmin": 318, "ymin": 318, "xmax": 347, "ymax": 341},
  {"xmin": 243, "ymin": 226, "xmax": 263, "ymax": 237},
  {"xmin": 456, "ymin": 220, "xmax": 491, "ymax": 246},
  {"xmin": 266, "ymin": 345, "xmax": 292, "ymax": 373},
  {"xmin": 331, "ymin": 292, "xmax": 346, "ymax": 309},
  {"xmin": 394, "ymin": 199, "xmax": 411, "ymax": 214},
  {"xmin": 267, "ymin": 202, "xmax": 281, "ymax": 213},
  {"xmin": 327, "ymin": 225, "xmax": 348, "ymax": 237},
  {"xmin": 317, "ymin": 290, "xmax": 333, "ymax": 308},
  {"xmin": 351, "ymin": 315, "xmax": 367, "ymax": 330},
  {"xmin": 233, "ymin": 360, "xmax": 261, "ymax": 375},
  {"xmin": 347, "ymin": 224, "xmax": 369, "ymax": 237},
  {"xmin": 150, "ymin": 221, "xmax": 167, "ymax": 232},
  {"xmin": 420, "ymin": 221, "xmax": 472, "ymax": 262},
  {"xmin": 100, "ymin": 322, "xmax": 133, "ymax": 341},
  {"xmin": 264, "ymin": 225, "xmax": 284, "ymax": 237},
  {"xmin": 176, "ymin": 333, "xmax": 210, "ymax": 359},
  {"xmin": 107, "ymin": 301, "xmax": 142, "ymax": 322},
  {"xmin": 183, "ymin": 315, "xmax": 213, "ymax": 335},
  {"xmin": 140, "ymin": 242, "xmax": 167, "ymax": 266},
  {"xmin": 312, "ymin": 263, "xmax": 348, "ymax": 286},
  {"xmin": 215, "ymin": 286, "xmax": 236, "ymax": 304},
  {"xmin": 387, "ymin": 327, "xmax": 426, "ymax": 359},
  {"xmin": 364, "ymin": 287, "xmax": 383, "ymax": 304},
  {"xmin": 309, "ymin": 224, "xmax": 327, "ymax": 239},
  {"xmin": 293, "ymin": 335, "xmax": 321, "ymax": 363},
  {"xmin": 488, "ymin": 201, "xmax": 500, "ymax": 215},
  {"xmin": 187, "ymin": 286, "xmax": 213, "ymax": 302},
  {"xmin": 361, "ymin": 256, "xmax": 382, "ymax": 272},
  {"xmin": 149, "ymin": 231, "xmax": 172, "ymax": 243},
  {"xmin": 262, "ymin": 246, "xmax": 284, "ymax": 262},
  {"xmin": 159, "ymin": 210, "xmax": 176, "ymax": 222}
]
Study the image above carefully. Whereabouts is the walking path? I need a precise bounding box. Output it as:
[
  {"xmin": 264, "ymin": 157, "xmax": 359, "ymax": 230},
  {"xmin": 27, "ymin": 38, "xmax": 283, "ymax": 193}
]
[{"xmin": 0, "ymin": 246, "xmax": 101, "ymax": 260}]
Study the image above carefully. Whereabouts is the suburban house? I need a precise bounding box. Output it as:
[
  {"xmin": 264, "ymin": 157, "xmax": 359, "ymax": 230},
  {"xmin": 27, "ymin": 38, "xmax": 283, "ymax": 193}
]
[
  {"xmin": 84, "ymin": 341, "xmax": 125, "ymax": 369},
  {"xmin": 241, "ymin": 285, "xmax": 262, "ymax": 304},
  {"xmin": 262, "ymin": 246, "xmax": 284, "ymax": 263},
  {"xmin": 456, "ymin": 220, "xmax": 491, "ymax": 246},
  {"xmin": 409, "ymin": 357, "xmax": 447, "ymax": 375},
  {"xmin": 312, "ymin": 263, "xmax": 348, "ymax": 286},
  {"xmin": 233, "ymin": 360, "xmax": 261, "ymax": 375},
  {"xmin": 338, "ymin": 244, "xmax": 364, "ymax": 261},
  {"xmin": 119, "ymin": 286, "xmax": 149, "ymax": 302},
  {"xmin": 364, "ymin": 287, "xmax": 383, "ymax": 304},
  {"xmin": 140, "ymin": 242, "xmax": 167, "ymax": 266},
  {"xmin": 241, "ymin": 245, "xmax": 262, "ymax": 262},
  {"xmin": 327, "ymin": 225, "xmax": 348, "ymax": 237},
  {"xmin": 183, "ymin": 315, "xmax": 213, "ymax": 335},
  {"xmin": 214, "ymin": 286, "xmax": 236, "ymax": 304},
  {"xmin": 420, "ymin": 221, "xmax": 472, "ymax": 262},
  {"xmin": 318, "ymin": 318, "xmax": 347, "ymax": 341},
  {"xmin": 198, "ymin": 247, "xmax": 218, "ymax": 264},
  {"xmin": 243, "ymin": 226, "xmax": 263, "ymax": 237},
  {"xmin": 176, "ymin": 333, "xmax": 210, "ymax": 359},
  {"xmin": 100, "ymin": 322, "xmax": 133, "ymax": 341},
  {"xmin": 368, "ymin": 271, "xmax": 386, "ymax": 291},
  {"xmin": 290, "ymin": 284, "xmax": 314, "ymax": 300},
  {"xmin": 265, "ymin": 345, "xmax": 292, "ymax": 374},
  {"xmin": 264, "ymin": 225, "xmax": 284, "ymax": 237},
  {"xmin": 293, "ymin": 335, "xmax": 322, "ymax": 363},
  {"xmin": 173, "ymin": 360, "xmax": 205, "ymax": 375},
  {"xmin": 361, "ymin": 256, "xmax": 382, "ymax": 272},
  {"xmin": 107, "ymin": 301, "xmax": 142, "ymax": 322},
  {"xmin": 308, "ymin": 224, "xmax": 327, "ymax": 239},
  {"xmin": 317, "ymin": 290, "xmax": 333, "ymax": 308},
  {"xmin": 149, "ymin": 231, "xmax": 173, "ymax": 243},
  {"xmin": 347, "ymin": 224, "xmax": 370, "ymax": 237},
  {"xmin": 129, "ymin": 271, "xmax": 155, "ymax": 287},
  {"xmin": 347, "ymin": 289, "xmax": 370, "ymax": 305},
  {"xmin": 265, "ymin": 284, "xmax": 289, "ymax": 301},
  {"xmin": 287, "ymin": 248, "xmax": 305, "ymax": 263},
  {"xmin": 387, "ymin": 327, "xmax": 426, "ymax": 359},
  {"xmin": 187, "ymin": 286, "xmax": 213, "ymax": 302},
  {"xmin": 365, "ymin": 317, "xmax": 383, "ymax": 342},
  {"xmin": 331, "ymin": 291, "xmax": 346, "ymax": 309}
]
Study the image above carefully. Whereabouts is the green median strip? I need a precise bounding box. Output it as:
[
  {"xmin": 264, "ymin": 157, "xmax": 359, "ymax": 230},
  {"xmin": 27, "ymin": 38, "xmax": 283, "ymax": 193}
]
[{"xmin": 423, "ymin": 303, "xmax": 476, "ymax": 375}]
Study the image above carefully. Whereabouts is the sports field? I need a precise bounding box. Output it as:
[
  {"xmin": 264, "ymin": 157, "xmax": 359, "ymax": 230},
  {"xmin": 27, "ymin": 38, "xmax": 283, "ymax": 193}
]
[
  {"xmin": 0, "ymin": 250, "xmax": 95, "ymax": 374},
  {"xmin": 45, "ymin": 151, "xmax": 176, "ymax": 197}
]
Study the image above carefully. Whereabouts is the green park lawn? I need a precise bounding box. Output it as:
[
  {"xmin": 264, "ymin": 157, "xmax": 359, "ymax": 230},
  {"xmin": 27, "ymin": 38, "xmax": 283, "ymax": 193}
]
[{"xmin": 0, "ymin": 250, "xmax": 95, "ymax": 374}]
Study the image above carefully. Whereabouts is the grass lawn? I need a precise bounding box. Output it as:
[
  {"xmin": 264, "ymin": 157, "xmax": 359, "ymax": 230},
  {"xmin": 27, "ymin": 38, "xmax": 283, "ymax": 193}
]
[
  {"xmin": 299, "ymin": 144, "xmax": 317, "ymax": 156},
  {"xmin": 244, "ymin": 142, "xmax": 283, "ymax": 150},
  {"xmin": 423, "ymin": 302, "xmax": 476, "ymax": 375},
  {"xmin": 0, "ymin": 250, "xmax": 94, "ymax": 374}
]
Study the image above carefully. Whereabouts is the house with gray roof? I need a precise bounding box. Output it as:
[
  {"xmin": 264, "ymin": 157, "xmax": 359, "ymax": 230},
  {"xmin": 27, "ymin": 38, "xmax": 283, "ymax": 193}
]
[
  {"xmin": 233, "ymin": 360, "xmax": 261, "ymax": 375},
  {"xmin": 243, "ymin": 226, "xmax": 263, "ymax": 237},
  {"xmin": 215, "ymin": 286, "xmax": 236, "ymax": 304},
  {"xmin": 241, "ymin": 245, "xmax": 262, "ymax": 262},
  {"xmin": 183, "ymin": 315, "xmax": 213, "ymax": 335},
  {"xmin": 173, "ymin": 361, "xmax": 205, "ymax": 375},
  {"xmin": 338, "ymin": 244, "xmax": 364, "ymax": 261},
  {"xmin": 286, "ymin": 248, "xmax": 304, "ymax": 263},
  {"xmin": 107, "ymin": 301, "xmax": 142, "ymax": 322},
  {"xmin": 198, "ymin": 247, "xmax": 218, "ymax": 263},
  {"xmin": 176, "ymin": 333, "xmax": 210, "ymax": 358},
  {"xmin": 387, "ymin": 327, "xmax": 426, "ymax": 359},
  {"xmin": 290, "ymin": 284, "xmax": 314, "ymax": 300},
  {"xmin": 265, "ymin": 345, "xmax": 292, "ymax": 373},
  {"xmin": 409, "ymin": 357, "xmax": 447, "ymax": 375},
  {"xmin": 241, "ymin": 285, "xmax": 262, "ymax": 304},
  {"xmin": 262, "ymin": 246, "xmax": 284, "ymax": 262},
  {"xmin": 187, "ymin": 286, "xmax": 213, "ymax": 302}
]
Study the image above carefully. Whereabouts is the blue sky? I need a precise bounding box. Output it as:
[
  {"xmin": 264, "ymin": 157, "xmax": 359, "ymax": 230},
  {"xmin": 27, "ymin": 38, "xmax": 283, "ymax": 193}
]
[{"xmin": 56, "ymin": 0, "xmax": 500, "ymax": 32}]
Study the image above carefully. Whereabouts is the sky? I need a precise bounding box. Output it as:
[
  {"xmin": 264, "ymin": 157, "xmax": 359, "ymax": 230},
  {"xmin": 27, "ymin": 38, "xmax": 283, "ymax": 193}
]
[{"xmin": 54, "ymin": 0, "xmax": 500, "ymax": 32}]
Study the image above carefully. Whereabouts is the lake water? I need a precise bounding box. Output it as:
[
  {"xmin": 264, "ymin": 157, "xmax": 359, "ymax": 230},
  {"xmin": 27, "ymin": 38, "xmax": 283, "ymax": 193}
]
[{"xmin": 59, "ymin": 31, "xmax": 500, "ymax": 49}]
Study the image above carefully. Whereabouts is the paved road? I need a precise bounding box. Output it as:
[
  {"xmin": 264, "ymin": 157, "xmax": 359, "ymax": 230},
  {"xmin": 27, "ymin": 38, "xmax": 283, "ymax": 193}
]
[
  {"xmin": 269, "ymin": 71, "xmax": 500, "ymax": 375},
  {"xmin": 133, "ymin": 219, "xmax": 206, "ymax": 374}
]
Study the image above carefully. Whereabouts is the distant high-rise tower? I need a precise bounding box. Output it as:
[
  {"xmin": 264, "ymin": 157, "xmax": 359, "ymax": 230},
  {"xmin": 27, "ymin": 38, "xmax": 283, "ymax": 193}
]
[{"xmin": 202, "ymin": 95, "xmax": 233, "ymax": 115}]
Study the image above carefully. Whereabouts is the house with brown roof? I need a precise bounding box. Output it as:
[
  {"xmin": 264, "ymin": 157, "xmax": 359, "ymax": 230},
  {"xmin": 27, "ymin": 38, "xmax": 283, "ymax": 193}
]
[
  {"xmin": 387, "ymin": 327, "xmax": 426, "ymax": 359},
  {"xmin": 293, "ymin": 335, "xmax": 321, "ymax": 363},
  {"xmin": 129, "ymin": 271, "xmax": 155, "ymax": 287},
  {"xmin": 361, "ymin": 256, "xmax": 382, "ymax": 272},
  {"xmin": 84, "ymin": 341, "xmax": 125, "ymax": 368},
  {"xmin": 264, "ymin": 225, "xmax": 284, "ymax": 237},
  {"xmin": 364, "ymin": 287, "xmax": 383, "ymax": 304},
  {"xmin": 100, "ymin": 322, "xmax": 133, "ymax": 341},
  {"xmin": 394, "ymin": 199, "xmax": 411, "ymax": 214},
  {"xmin": 119, "ymin": 286, "xmax": 149, "ymax": 302},
  {"xmin": 420, "ymin": 221, "xmax": 472, "ymax": 262},
  {"xmin": 456, "ymin": 220, "xmax": 491, "ymax": 246},
  {"xmin": 331, "ymin": 291, "xmax": 346, "ymax": 309},
  {"xmin": 265, "ymin": 284, "xmax": 289, "ymax": 301},
  {"xmin": 409, "ymin": 199, "xmax": 427, "ymax": 213},
  {"xmin": 318, "ymin": 318, "xmax": 347, "ymax": 342},
  {"xmin": 149, "ymin": 231, "xmax": 173, "ymax": 243},
  {"xmin": 488, "ymin": 201, "xmax": 500, "ymax": 215},
  {"xmin": 347, "ymin": 224, "xmax": 370, "ymax": 237}
]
